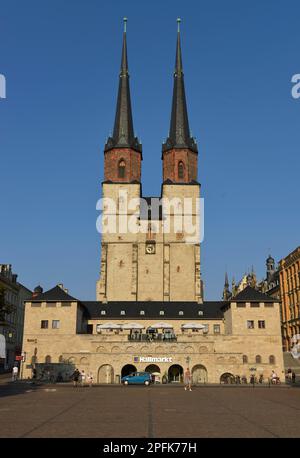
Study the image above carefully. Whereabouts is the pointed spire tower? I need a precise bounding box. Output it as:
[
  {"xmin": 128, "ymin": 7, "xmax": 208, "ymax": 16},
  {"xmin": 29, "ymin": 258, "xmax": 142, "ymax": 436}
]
[
  {"xmin": 104, "ymin": 18, "xmax": 142, "ymax": 183},
  {"xmin": 222, "ymin": 272, "xmax": 231, "ymax": 301},
  {"xmin": 162, "ymin": 18, "xmax": 198, "ymax": 183}
]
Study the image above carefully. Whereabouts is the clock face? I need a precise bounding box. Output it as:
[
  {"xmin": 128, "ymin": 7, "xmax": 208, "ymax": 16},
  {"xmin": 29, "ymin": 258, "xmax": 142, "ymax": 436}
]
[{"xmin": 146, "ymin": 244, "xmax": 155, "ymax": 254}]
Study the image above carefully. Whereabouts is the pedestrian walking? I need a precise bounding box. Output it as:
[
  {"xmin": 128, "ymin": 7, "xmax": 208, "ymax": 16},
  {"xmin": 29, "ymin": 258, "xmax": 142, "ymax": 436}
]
[
  {"xmin": 80, "ymin": 370, "xmax": 86, "ymax": 386},
  {"xmin": 87, "ymin": 372, "xmax": 93, "ymax": 387},
  {"xmin": 292, "ymin": 371, "xmax": 296, "ymax": 384},
  {"xmin": 12, "ymin": 365, "xmax": 18, "ymax": 381},
  {"xmin": 72, "ymin": 368, "xmax": 80, "ymax": 387},
  {"xmin": 32, "ymin": 367, "xmax": 37, "ymax": 383},
  {"xmin": 184, "ymin": 367, "xmax": 192, "ymax": 391}
]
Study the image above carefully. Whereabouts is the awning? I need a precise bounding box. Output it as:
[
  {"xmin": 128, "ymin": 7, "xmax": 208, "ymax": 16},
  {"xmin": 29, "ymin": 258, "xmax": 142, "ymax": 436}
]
[
  {"xmin": 121, "ymin": 323, "xmax": 144, "ymax": 330},
  {"xmin": 96, "ymin": 323, "xmax": 121, "ymax": 330},
  {"xmin": 181, "ymin": 323, "xmax": 206, "ymax": 330},
  {"xmin": 150, "ymin": 323, "xmax": 174, "ymax": 329}
]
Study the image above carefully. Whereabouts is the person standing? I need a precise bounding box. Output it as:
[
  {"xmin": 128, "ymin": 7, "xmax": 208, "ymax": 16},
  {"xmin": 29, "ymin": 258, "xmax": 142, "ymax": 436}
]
[
  {"xmin": 184, "ymin": 367, "xmax": 192, "ymax": 391},
  {"xmin": 292, "ymin": 371, "xmax": 296, "ymax": 384},
  {"xmin": 80, "ymin": 370, "xmax": 86, "ymax": 387},
  {"xmin": 12, "ymin": 365, "xmax": 18, "ymax": 381},
  {"xmin": 87, "ymin": 372, "xmax": 93, "ymax": 387},
  {"xmin": 72, "ymin": 368, "xmax": 80, "ymax": 387}
]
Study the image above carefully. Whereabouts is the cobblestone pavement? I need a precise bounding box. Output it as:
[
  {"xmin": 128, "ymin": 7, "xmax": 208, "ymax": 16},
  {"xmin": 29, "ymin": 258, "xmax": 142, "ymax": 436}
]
[{"xmin": 0, "ymin": 383, "xmax": 300, "ymax": 438}]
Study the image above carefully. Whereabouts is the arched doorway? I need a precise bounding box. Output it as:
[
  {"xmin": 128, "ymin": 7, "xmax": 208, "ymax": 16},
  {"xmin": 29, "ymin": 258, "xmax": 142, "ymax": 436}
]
[
  {"xmin": 220, "ymin": 372, "xmax": 235, "ymax": 384},
  {"xmin": 98, "ymin": 364, "xmax": 114, "ymax": 384},
  {"xmin": 121, "ymin": 364, "xmax": 137, "ymax": 378},
  {"xmin": 192, "ymin": 364, "xmax": 208, "ymax": 384},
  {"xmin": 145, "ymin": 364, "xmax": 160, "ymax": 374},
  {"xmin": 145, "ymin": 364, "xmax": 161, "ymax": 383},
  {"xmin": 168, "ymin": 364, "xmax": 183, "ymax": 383}
]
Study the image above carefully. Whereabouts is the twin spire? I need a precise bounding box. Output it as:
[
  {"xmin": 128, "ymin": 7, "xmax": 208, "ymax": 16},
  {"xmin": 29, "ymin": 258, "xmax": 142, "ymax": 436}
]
[
  {"xmin": 105, "ymin": 18, "xmax": 197, "ymax": 154},
  {"xmin": 105, "ymin": 18, "xmax": 142, "ymax": 153}
]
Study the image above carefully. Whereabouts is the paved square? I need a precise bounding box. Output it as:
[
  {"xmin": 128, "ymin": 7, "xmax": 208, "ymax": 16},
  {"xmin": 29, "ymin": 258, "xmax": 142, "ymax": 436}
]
[{"xmin": 0, "ymin": 383, "xmax": 300, "ymax": 438}]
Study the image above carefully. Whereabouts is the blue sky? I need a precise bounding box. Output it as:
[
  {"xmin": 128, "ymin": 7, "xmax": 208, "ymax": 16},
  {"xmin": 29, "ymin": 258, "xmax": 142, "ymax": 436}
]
[{"xmin": 0, "ymin": 0, "xmax": 299, "ymax": 300}]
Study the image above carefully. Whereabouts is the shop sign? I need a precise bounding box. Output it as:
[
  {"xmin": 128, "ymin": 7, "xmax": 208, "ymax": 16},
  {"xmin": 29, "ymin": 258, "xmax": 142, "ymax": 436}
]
[{"xmin": 134, "ymin": 356, "xmax": 173, "ymax": 363}]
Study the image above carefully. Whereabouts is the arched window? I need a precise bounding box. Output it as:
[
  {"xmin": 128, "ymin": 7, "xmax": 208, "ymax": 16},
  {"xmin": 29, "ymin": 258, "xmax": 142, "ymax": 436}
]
[
  {"xmin": 178, "ymin": 161, "xmax": 184, "ymax": 180},
  {"xmin": 255, "ymin": 355, "xmax": 262, "ymax": 364},
  {"xmin": 45, "ymin": 355, "xmax": 51, "ymax": 364},
  {"xmin": 269, "ymin": 355, "xmax": 275, "ymax": 364},
  {"xmin": 242, "ymin": 355, "xmax": 248, "ymax": 364},
  {"xmin": 118, "ymin": 159, "xmax": 126, "ymax": 178},
  {"xmin": 59, "ymin": 355, "xmax": 64, "ymax": 363}
]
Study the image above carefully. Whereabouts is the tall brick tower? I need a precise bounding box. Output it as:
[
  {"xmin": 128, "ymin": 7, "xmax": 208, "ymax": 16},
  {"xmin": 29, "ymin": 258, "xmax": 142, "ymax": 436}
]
[
  {"xmin": 162, "ymin": 18, "xmax": 198, "ymax": 183},
  {"xmin": 103, "ymin": 18, "xmax": 142, "ymax": 183}
]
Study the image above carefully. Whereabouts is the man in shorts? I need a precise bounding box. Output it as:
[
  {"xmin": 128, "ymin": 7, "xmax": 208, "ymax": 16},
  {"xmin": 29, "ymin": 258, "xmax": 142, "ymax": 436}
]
[{"xmin": 184, "ymin": 367, "xmax": 192, "ymax": 391}]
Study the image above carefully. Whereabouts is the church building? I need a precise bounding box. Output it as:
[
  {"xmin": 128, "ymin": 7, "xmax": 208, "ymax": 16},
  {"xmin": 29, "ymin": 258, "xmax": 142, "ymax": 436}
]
[{"xmin": 21, "ymin": 21, "xmax": 284, "ymax": 384}]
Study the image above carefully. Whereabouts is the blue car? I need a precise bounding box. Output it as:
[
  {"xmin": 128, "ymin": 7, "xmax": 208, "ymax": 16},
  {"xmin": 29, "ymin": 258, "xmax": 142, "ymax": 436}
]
[{"xmin": 121, "ymin": 371, "xmax": 152, "ymax": 386}]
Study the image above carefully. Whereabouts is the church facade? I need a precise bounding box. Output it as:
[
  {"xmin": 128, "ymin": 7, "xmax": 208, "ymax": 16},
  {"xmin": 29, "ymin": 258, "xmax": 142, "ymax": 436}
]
[{"xmin": 21, "ymin": 22, "xmax": 284, "ymax": 384}]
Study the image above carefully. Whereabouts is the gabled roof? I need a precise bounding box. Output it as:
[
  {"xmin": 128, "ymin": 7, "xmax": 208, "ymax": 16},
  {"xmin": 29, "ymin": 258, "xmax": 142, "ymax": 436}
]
[
  {"xmin": 30, "ymin": 285, "xmax": 78, "ymax": 302},
  {"xmin": 232, "ymin": 285, "xmax": 277, "ymax": 302}
]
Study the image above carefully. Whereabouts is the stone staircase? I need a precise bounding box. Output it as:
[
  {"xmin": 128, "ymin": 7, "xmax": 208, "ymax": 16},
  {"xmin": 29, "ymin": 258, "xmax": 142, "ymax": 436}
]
[{"xmin": 283, "ymin": 352, "xmax": 300, "ymax": 380}]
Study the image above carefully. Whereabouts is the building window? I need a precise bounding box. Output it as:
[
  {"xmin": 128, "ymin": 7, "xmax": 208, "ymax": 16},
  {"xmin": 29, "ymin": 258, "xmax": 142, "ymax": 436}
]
[
  {"xmin": 258, "ymin": 320, "xmax": 265, "ymax": 329},
  {"xmin": 120, "ymin": 311, "xmax": 125, "ymax": 315},
  {"xmin": 243, "ymin": 355, "xmax": 248, "ymax": 364},
  {"xmin": 31, "ymin": 303, "xmax": 41, "ymax": 307},
  {"xmin": 46, "ymin": 303, "xmax": 56, "ymax": 307},
  {"xmin": 140, "ymin": 310, "xmax": 145, "ymax": 315},
  {"xmin": 213, "ymin": 324, "xmax": 221, "ymax": 334},
  {"xmin": 61, "ymin": 302, "xmax": 71, "ymax": 307},
  {"xmin": 269, "ymin": 355, "xmax": 275, "ymax": 364},
  {"xmin": 255, "ymin": 355, "xmax": 262, "ymax": 364},
  {"xmin": 264, "ymin": 303, "xmax": 274, "ymax": 307},
  {"xmin": 41, "ymin": 320, "xmax": 48, "ymax": 329},
  {"xmin": 247, "ymin": 320, "xmax": 254, "ymax": 329},
  {"xmin": 45, "ymin": 355, "xmax": 51, "ymax": 364},
  {"xmin": 159, "ymin": 311, "xmax": 165, "ymax": 316},
  {"xmin": 237, "ymin": 303, "xmax": 246, "ymax": 307},
  {"xmin": 250, "ymin": 302, "xmax": 260, "ymax": 308},
  {"xmin": 178, "ymin": 161, "xmax": 184, "ymax": 180},
  {"xmin": 101, "ymin": 310, "xmax": 106, "ymax": 315},
  {"xmin": 179, "ymin": 311, "xmax": 184, "ymax": 316},
  {"xmin": 198, "ymin": 311, "xmax": 203, "ymax": 316},
  {"xmin": 118, "ymin": 159, "xmax": 126, "ymax": 178},
  {"xmin": 52, "ymin": 320, "xmax": 60, "ymax": 329}
]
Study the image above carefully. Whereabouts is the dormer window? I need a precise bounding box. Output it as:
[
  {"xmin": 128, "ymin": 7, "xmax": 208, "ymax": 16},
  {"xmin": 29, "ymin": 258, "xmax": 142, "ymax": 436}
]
[
  {"xmin": 118, "ymin": 159, "xmax": 126, "ymax": 178},
  {"xmin": 198, "ymin": 310, "xmax": 203, "ymax": 316},
  {"xmin": 101, "ymin": 310, "xmax": 106, "ymax": 315},
  {"xmin": 159, "ymin": 311, "xmax": 165, "ymax": 316},
  {"xmin": 140, "ymin": 310, "xmax": 145, "ymax": 315},
  {"xmin": 120, "ymin": 310, "xmax": 125, "ymax": 316},
  {"xmin": 179, "ymin": 311, "xmax": 184, "ymax": 316}
]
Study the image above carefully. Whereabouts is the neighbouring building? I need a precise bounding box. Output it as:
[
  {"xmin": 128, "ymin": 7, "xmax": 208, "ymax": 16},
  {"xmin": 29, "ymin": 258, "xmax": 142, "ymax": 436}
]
[
  {"xmin": 278, "ymin": 246, "xmax": 300, "ymax": 351},
  {"xmin": 21, "ymin": 21, "xmax": 285, "ymax": 384},
  {"xmin": 0, "ymin": 264, "xmax": 32, "ymax": 371}
]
